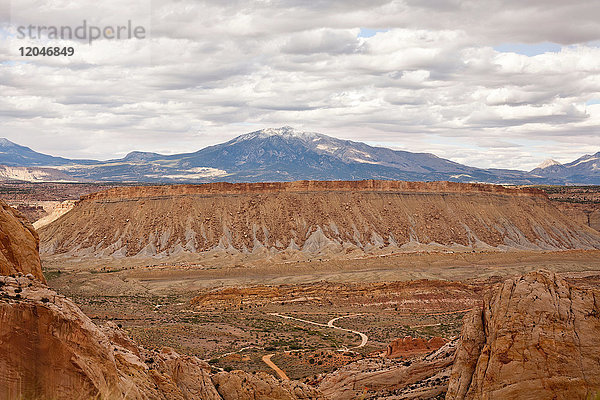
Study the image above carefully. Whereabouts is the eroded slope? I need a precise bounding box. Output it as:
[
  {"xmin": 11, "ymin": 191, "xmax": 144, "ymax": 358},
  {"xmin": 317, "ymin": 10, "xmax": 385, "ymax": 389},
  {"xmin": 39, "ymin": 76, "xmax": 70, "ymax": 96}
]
[{"xmin": 39, "ymin": 181, "xmax": 600, "ymax": 257}]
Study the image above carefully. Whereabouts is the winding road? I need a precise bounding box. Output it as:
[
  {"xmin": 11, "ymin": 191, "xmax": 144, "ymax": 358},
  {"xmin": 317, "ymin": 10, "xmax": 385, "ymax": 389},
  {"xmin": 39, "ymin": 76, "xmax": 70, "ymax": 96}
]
[
  {"xmin": 326, "ymin": 315, "xmax": 368, "ymax": 348},
  {"xmin": 263, "ymin": 313, "xmax": 369, "ymax": 378},
  {"xmin": 217, "ymin": 308, "xmax": 473, "ymax": 379},
  {"xmin": 269, "ymin": 312, "xmax": 368, "ymax": 349}
]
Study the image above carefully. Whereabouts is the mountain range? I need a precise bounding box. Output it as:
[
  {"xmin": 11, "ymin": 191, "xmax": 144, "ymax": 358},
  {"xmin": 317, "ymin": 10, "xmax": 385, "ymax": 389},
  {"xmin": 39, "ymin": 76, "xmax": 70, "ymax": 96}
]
[{"xmin": 0, "ymin": 127, "xmax": 598, "ymax": 184}]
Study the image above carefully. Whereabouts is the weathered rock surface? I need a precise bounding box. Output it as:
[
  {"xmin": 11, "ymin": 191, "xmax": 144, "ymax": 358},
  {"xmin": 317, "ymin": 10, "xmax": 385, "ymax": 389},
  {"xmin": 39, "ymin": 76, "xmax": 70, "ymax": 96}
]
[
  {"xmin": 212, "ymin": 370, "xmax": 324, "ymax": 400},
  {"xmin": 0, "ymin": 275, "xmax": 322, "ymax": 400},
  {"xmin": 446, "ymin": 270, "xmax": 600, "ymax": 400},
  {"xmin": 192, "ymin": 280, "xmax": 483, "ymax": 314},
  {"xmin": 0, "ymin": 275, "xmax": 206, "ymax": 399},
  {"xmin": 319, "ymin": 340, "xmax": 457, "ymax": 399},
  {"xmin": 542, "ymin": 186, "xmax": 600, "ymax": 232},
  {"xmin": 0, "ymin": 199, "xmax": 45, "ymax": 282},
  {"xmin": 77, "ymin": 180, "xmax": 546, "ymax": 200},
  {"xmin": 40, "ymin": 180, "xmax": 600, "ymax": 257},
  {"xmin": 553, "ymin": 202, "xmax": 600, "ymax": 232},
  {"xmin": 33, "ymin": 200, "xmax": 77, "ymax": 229}
]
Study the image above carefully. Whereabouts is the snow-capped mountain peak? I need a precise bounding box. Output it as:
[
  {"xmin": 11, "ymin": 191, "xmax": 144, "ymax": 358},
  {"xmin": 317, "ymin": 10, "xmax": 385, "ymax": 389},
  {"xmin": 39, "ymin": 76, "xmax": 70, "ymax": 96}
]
[
  {"xmin": 233, "ymin": 127, "xmax": 324, "ymax": 143},
  {"xmin": 536, "ymin": 159, "xmax": 563, "ymax": 169},
  {"xmin": 568, "ymin": 153, "xmax": 599, "ymax": 168}
]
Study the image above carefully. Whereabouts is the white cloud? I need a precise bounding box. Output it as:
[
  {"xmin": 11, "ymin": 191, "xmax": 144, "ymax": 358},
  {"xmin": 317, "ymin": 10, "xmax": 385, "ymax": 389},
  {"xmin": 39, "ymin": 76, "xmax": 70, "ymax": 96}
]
[{"xmin": 0, "ymin": 0, "xmax": 599, "ymax": 169}]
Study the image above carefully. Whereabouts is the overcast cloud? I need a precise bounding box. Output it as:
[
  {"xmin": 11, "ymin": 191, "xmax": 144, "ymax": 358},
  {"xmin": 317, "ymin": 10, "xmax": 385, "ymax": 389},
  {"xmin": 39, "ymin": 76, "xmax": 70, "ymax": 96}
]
[{"xmin": 1, "ymin": 0, "xmax": 599, "ymax": 169}]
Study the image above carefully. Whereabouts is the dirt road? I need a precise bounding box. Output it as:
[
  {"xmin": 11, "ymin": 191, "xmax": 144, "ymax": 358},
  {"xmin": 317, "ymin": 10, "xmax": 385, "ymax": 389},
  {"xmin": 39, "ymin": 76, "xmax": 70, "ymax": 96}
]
[
  {"xmin": 270, "ymin": 312, "xmax": 368, "ymax": 349},
  {"xmin": 327, "ymin": 314, "xmax": 368, "ymax": 348},
  {"xmin": 264, "ymin": 313, "xmax": 369, "ymax": 379},
  {"xmin": 262, "ymin": 354, "xmax": 289, "ymax": 380}
]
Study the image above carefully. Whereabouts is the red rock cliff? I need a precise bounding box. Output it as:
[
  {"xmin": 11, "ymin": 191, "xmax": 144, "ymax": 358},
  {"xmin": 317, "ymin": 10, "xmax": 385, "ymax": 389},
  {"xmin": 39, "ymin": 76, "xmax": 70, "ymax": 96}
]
[{"xmin": 81, "ymin": 180, "xmax": 547, "ymax": 201}]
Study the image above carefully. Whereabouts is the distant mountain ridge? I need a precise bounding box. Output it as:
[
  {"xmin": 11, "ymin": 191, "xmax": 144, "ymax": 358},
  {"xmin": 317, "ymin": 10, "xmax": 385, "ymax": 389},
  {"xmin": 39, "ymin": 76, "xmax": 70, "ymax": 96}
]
[
  {"xmin": 530, "ymin": 152, "xmax": 600, "ymax": 183},
  {"xmin": 1, "ymin": 127, "xmax": 598, "ymax": 184},
  {"xmin": 0, "ymin": 138, "xmax": 96, "ymax": 167}
]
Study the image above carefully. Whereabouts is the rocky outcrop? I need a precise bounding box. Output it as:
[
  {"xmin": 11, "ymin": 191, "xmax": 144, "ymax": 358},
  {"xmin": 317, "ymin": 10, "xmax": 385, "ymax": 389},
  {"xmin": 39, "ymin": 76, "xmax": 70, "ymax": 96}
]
[
  {"xmin": 386, "ymin": 336, "xmax": 448, "ymax": 358},
  {"xmin": 0, "ymin": 275, "xmax": 321, "ymax": 400},
  {"xmin": 33, "ymin": 200, "xmax": 77, "ymax": 229},
  {"xmin": 40, "ymin": 180, "xmax": 600, "ymax": 257},
  {"xmin": 0, "ymin": 275, "xmax": 208, "ymax": 399},
  {"xmin": 212, "ymin": 370, "xmax": 323, "ymax": 400},
  {"xmin": 552, "ymin": 202, "xmax": 600, "ymax": 232},
  {"xmin": 320, "ymin": 339, "xmax": 457, "ymax": 399},
  {"xmin": 0, "ymin": 199, "xmax": 45, "ymax": 282},
  {"xmin": 446, "ymin": 270, "xmax": 600, "ymax": 399},
  {"xmin": 192, "ymin": 280, "xmax": 483, "ymax": 317}
]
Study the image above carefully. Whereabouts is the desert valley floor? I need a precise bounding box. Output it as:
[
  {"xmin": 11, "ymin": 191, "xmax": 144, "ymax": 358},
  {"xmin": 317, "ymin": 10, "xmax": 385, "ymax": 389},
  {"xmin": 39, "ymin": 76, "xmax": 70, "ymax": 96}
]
[{"xmin": 44, "ymin": 249, "xmax": 600, "ymax": 380}]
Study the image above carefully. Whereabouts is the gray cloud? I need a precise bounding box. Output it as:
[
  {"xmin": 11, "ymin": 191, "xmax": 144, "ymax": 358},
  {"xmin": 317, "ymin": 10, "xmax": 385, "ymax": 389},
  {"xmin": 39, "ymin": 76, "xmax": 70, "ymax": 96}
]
[{"xmin": 0, "ymin": 0, "xmax": 599, "ymax": 169}]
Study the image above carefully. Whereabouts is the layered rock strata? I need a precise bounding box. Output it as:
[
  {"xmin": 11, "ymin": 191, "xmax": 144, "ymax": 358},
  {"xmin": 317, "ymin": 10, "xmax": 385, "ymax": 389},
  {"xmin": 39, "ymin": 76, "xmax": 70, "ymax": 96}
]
[{"xmin": 40, "ymin": 180, "xmax": 600, "ymax": 257}]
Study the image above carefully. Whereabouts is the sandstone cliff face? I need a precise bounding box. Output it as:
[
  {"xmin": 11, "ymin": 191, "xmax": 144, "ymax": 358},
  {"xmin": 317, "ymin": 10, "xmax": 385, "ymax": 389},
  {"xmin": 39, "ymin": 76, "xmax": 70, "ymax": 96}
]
[
  {"xmin": 0, "ymin": 199, "xmax": 45, "ymax": 282},
  {"xmin": 39, "ymin": 180, "xmax": 600, "ymax": 257},
  {"xmin": 0, "ymin": 275, "xmax": 212, "ymax": 399},
  {"xmin": 446, "ymin": 270, "xmax": 600, "ymax": 400},
  {"xmin": 0, "ymin": 275, "xmax": 322, "ymax": 400}
]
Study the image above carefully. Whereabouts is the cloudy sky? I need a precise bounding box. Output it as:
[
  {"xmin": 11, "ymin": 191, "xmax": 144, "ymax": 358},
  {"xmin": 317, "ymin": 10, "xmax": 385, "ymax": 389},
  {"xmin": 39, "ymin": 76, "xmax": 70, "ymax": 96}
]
[{"xmin": 1, "ymin": 0, "xmax": 599, "ymax": 170}]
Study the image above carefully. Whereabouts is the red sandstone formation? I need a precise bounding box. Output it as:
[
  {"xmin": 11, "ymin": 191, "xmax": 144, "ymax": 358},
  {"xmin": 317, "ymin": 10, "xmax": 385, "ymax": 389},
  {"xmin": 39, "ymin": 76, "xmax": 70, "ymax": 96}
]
[
  {"xmin": 320, "ymin": 340, "xmax": 458, "ymax": 399},
  {"xmin": 446, "ymin": 270, "xmax": 600, "ymax": 399},
  {"xmin": 0, "ymin": 200, "xmax": 45, "ymax": 282},
  {"xmin": 386, "ymin": 336, "xmax": 449, "ymax": 358}
]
